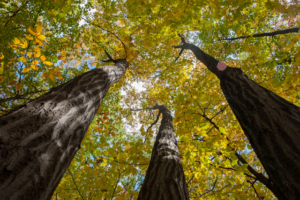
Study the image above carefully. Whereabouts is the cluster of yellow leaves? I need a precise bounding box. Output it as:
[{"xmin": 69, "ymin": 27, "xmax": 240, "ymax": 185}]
[{"xmin": 7, "ymin": 22, "xmax": 53, "ymax": 77}]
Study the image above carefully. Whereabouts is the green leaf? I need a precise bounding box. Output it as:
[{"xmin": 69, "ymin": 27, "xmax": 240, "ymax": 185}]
[
  {"xmin": 219, "ymin": 127, "xmax": 226, "ymax": 135},
  {"xmin": 272, "ymin": 77, "xmax": 282, "ymax": 88},
  {"xmin": 193, "ymin": 114, "xmax": 201, "ymax": 121},
  {"xmin": 178, "ymin": 93, "xmax": 184, "ymax": 103},
  {"xmin": 247, "ymin": 144, "xmax": 252, "ymax": 150},
  {"xmin": 200, "ymin": 122, "xmax": 210, "ymax": 130},
  {"xmin": 214, "ymin": 157, "xmax": 219, "ymax": 163}
]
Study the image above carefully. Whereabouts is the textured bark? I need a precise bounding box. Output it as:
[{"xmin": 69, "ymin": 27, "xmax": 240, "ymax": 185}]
[
  {"xmin": 175, "ymin": 40, "xmax": 300, "ymax": 200},
  {"xmin": 0, "ymin": 60, "xmax": 128, "ymax": 200},
  {"xmin": 138, "ymin": 105, "xmax": 189, "ymax": 200}
]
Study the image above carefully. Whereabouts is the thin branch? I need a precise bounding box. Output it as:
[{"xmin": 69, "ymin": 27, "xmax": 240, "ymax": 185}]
[
  {"xmin": 67, "ymin": 169, "xmax": 85, "ymax": 200},
  {"xmin": 211, "ymin": 105, "xmax": 229, "ymax": 120},
  {"xmin": 219, "ymin": 27, "xmax": 299, "ymax": 41},
  {"xmin": 190, "ymin": 97, "xmax": 276, "ymax": 194},
  {"xmin": 3, "ymin": 0, "xmax": 29, "ymax": 27},
  {"xmin": 173, "ymin": 33, "xmax": 187, "ymax": 62},
  {"xmin": 130, "ymin": 107, "xmax": 152, "ymax": 111},
  {"xmin": 250, "ymin": 180, "xmax": 263, "ymax": 200},
  {"xmin": 146, "ymin": 107, "xmax": 161, "ymax": 132},
  {"xmin": 0, "ymin": 95, "xmax": 28, "ymax": 104},
  {"xmin": 0, "ymin": 90, "xmax": 47, "ymax": 104},
  {"xmin": 85, "ymin": 18, "xmax": 127, "ymax": 58},
  {"xmin": 111, "ymin": 168, "xmax": 126, "ymax": 200}
]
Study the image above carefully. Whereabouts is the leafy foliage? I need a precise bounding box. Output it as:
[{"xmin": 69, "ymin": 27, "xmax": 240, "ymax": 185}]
[{"xmin": 1, "ymin": 0, "xmax": 299, "ymax": 199}]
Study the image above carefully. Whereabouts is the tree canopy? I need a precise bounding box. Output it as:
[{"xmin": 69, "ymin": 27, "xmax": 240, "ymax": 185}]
[{"xmin": 0, "ymin": 0, "xmax": 299, "ymax": 199}]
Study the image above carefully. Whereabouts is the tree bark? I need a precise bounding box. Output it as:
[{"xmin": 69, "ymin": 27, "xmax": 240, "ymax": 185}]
[
  {"xmin": 0, "ymin": 60, "xmax": 128, "ymax": 200},
  {"xmin": 174, "ymin": 35, "xmax": 300, "ymax": 200},
  {"xmin": 138, "ymin": 105, "xmax": 189, "ymax": 200}
]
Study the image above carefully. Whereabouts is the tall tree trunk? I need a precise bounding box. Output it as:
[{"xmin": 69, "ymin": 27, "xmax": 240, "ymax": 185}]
[
  {"xmin": 0, "ymin": 60, "xmax": 128, "ymax": 200},
  {"xmin": 138, "ymin": 105, "xmax": 189, "ymax": 200},
  {"xmin": 174, "ymin": 35, "xmax": 300, "ymax": 200}
]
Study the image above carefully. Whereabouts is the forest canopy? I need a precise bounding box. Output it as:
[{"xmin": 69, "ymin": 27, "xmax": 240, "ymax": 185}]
[{"xmin": 0, "ymin": 0, "xmax": 299, "ymax": 199}]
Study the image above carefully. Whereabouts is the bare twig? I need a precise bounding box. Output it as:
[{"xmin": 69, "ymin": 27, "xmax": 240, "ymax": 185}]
[
  {"xmin": 85, "ymin": 18, "xmax": 128, "ymax": 58},
  {"xmin": 67, "ymin": 169, "xmax": 85, "ymax": 200},
  {"xmin": 0, "ymin": 90, "xmax": 47, "ymax": 104},
  {"xmin": 173, "ymin": 33, "xmax": 187, "ymax": 62},
  {"xmin": 219, "ymin": 27, "xmax": 299, "ymax": 41}
]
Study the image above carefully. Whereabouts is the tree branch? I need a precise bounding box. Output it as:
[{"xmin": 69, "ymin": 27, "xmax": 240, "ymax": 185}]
[
  {"xmin": 67, "ymin": 169, "xmax": 85, "ymax": 200},
  {"xmin": 146, "ymin": 104, "xmax": 162, "ymax": 132},
  {"xmin": 190, "ymin": 98, "xmax": 277, "ymax": 195},
  {"xmin": 219, "ymin": 27, "xmax": 299, "ymax": 41},
  {"xmin": 85, "ymin": 18, "xmax": 128, "ymax": 58},
  {"xmin": 0, "ymin": 90, "xmax": 47, "ymax": 104},
  {"xmin": 173, "ymin": 33, "xmax": 187, "ymax": 62}
]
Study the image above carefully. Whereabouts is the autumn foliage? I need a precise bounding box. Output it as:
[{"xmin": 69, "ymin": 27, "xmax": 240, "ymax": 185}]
[{"xmin": 0, "ymin": 0, "xmax": 299, "ymax": 199}]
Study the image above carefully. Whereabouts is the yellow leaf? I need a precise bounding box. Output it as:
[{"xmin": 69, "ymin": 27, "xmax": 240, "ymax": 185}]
[
  {"xmin": 49, "ymin": 74, "xmax": 56, "ymax": 82},
  {"xmin": 14, "ymin": 38, "xmax": 21, "ymax": 45},
  {"xmin": 75, "ymin": 43, "xmax": 81, "ymax": 48},
  {"xmin": 17, "ymin": 57, "xmax": 24, "ymax": 62},
  {"xmin": 57, "ymin": 55, "xmax": 65, "ymax": 60},
  {"xmin": 10, "ymin": 44, "xmax": 17, "ymax": 49},
  {"xmin": 34, "ymin": 51, "xmax": 41, "ymax": 58},
  {"xmin": 27, "ymin": 52, "xmax": 32, "ymax": 57},
  {"xmin": 28, "ymin": 27, "xmax": 36, "ymax": 35},
  {"xmin": 43, "ymin": 61, "xmax": 53, "ymax": 66},
  {"xmin": 0, "ymin": 76, "xmax": 4, "ymax": 83},
  {"xmin": 0, "ymin": 53, "xmax": 4, "ymax": 59},
  {"xmin": 61, "ymin": 50, "xmax": 67, "ymax": 55},
  {"xmin": 35, "ymin": 38, "xmax": 43, "ymax": 46},
  {"xmin": 49, "ymin": 69, "xmax": 55, "ymax": 74},
  {"xmin": 0, "ymin": 65, "xmax": 3, "ymax": 74},
  {"xmin": 42, "ymin": 71, "xmax": 48, "ymax": 78},
  {"xmin": 36, "ymin": 22, "xmax": 43, "ymax": 35},
  {"xmin": 33, "ymin": 47, "xmax": 40, "ymax": 52},
  {"xmin": 8, "ymin": 80, "xmax": 17, "ymax": 85},
  {"xmin": 23, "ymin": 67, "xmax": 30, "ymax": 73},
  {"xmin": 31, "ymin": 60, "xmax": 39, "ymax": 65},
  {"xmin": 16, "ymin": 83, "xmax": 22, "ymax": 90},
  {"xmin": 25, "ymin": 35, "xmax": 33, "ymax": 40},
  {"xmin": 37, "ymin": 35, "xmax": 46, "ymax": 40},
  {"xmin": 22, "ymin": 40, "xmax": 28, "ymax": 48},
  {"xmin": 40, "ymin": 55, "xmax": 46, "ymax": 61},
  {"xmin": 31, "ymin": 65, "xmax": 38, "ymax": 70}
]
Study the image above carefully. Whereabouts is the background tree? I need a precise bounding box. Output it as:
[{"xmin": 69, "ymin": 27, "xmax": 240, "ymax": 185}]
[{"xmin": 138, "ymin": 104, "xmax": 189, "ymax": 200}]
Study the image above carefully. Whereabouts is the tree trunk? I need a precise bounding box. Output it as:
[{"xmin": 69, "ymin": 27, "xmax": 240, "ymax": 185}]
[
  {"xmin": 0, "ymin": 60, "xmax": 128, "ymax": 200},
  {"xmin": 174, "ymin": 36, "xmax": 300, "ymax": 200},
  {"xmin": 138, "ymin": 105, "xmax": 189, "ymax": 200}
]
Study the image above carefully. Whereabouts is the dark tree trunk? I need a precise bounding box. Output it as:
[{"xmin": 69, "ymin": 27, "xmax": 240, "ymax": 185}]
[
  {"xmin": 0, "ymin": 60, "xmax": 128, "ymax": 200},
  {"xmin": 138, "ymin": 105, "xmax": 189, "ymax": 200},
  {"xmin": 174, "ymin": 35, "xmax": 300, "ymax": 200}
]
